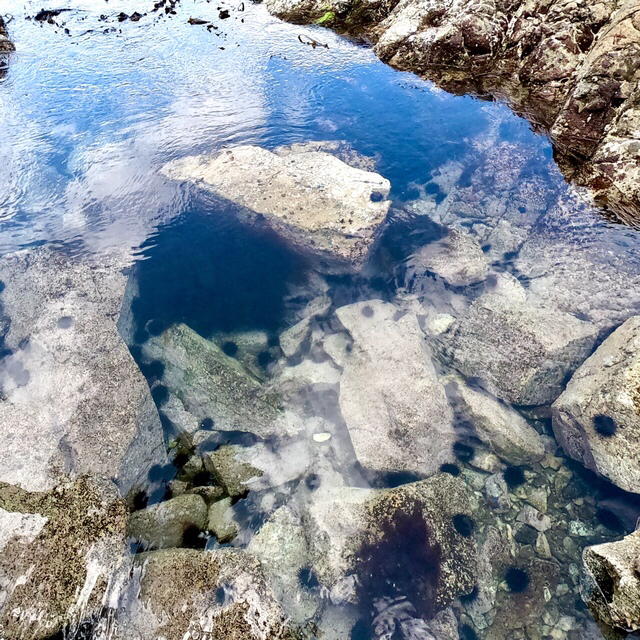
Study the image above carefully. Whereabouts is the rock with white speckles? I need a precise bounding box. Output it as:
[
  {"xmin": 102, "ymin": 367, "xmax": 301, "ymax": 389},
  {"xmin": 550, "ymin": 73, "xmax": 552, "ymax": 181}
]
[{"xmin": 162, "ymin": 145, "xmax": 391, "ymax": 273}]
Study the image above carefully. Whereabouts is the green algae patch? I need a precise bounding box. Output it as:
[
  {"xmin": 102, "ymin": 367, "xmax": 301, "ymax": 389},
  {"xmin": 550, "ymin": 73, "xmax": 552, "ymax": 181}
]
[{"xmin": 316, "ymin": 11, "xmax": 335, "ymax": 24}]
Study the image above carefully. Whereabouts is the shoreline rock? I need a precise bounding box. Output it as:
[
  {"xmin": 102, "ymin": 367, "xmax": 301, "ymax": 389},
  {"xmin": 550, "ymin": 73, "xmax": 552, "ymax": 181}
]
[
  {"xmin": 0, "ymin": 16, "xmax": 14, "ymax": 54},
  {"xmin": 265, "ymin": 0, "xmax": 640, "ymax": 225}
]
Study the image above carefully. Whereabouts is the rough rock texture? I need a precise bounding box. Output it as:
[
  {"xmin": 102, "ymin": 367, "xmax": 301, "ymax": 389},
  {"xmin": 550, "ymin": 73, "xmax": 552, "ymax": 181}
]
[
  {"xmin": 0, "ymin": 16, "xmax": 13, "ymax": 54},
  {"xmin": 0, "ymin": 248, "xmax": 165, "ymax": 494},
  {"xmin": 202, "ymin": 445, "xmax": 263, "ymax": 497},
  {"xmin": 143, "ymin": 323, "xmax": 301, "ymax": 438},
  {"xmin": 266, "ymin": 0, "xmax": 640, "ymax": 224},
  {"xmin": 305, "ymin": 474, "xmax": 477, "ymax": 612},
  {"xmin": 161, "ymin": 145, "xmax": 391, "ymax": 272},
  {"xmin": 445, "ymin": 374, "xmax": 546, "ymax": 464},
  {"xmin": 116, "ymin": 548, "xmax": 297, "ymax": 640},
  {"xmin": 336, "ymin": 300, "xmax": 456, "ymax": 476},
  {"xmin": 127, "ymin": 494, "xmax": 209, "ymax": 550},
  {"xmin": 405, "ymin": 229, "xmax": 489, "ymax": 287},
  {"xmin": 247, "ymin": 504, "xmax": 319, "ymax": 623},
  {"xmin": 552, "ymin": 316, "xmax": 640, "ymax": 493},
  {"xmin": 0, "ymin": 475, "xmax": 128, "ymax": 640},
  {"xmin": 443, "ymin": 274, "xmax": 599, "ymax": 405},
  {"xmin": 582, "ymin": 530, "xmax": 640, "ymax": 631}
]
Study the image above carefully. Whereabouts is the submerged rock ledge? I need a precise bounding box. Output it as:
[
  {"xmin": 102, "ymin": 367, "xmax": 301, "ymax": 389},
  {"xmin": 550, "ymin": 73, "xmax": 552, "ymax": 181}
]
[{"xmin": 266, "ymin": 0, "xmax": 640, "ymax": 225}]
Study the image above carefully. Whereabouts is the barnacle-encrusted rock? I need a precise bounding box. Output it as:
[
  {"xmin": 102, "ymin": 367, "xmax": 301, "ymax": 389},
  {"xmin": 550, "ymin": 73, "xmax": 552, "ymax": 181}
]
[
  {"xmin": 0, "ymin": 475, "xmax": 129, "ymax": 640},
  {"xmin": 116, "ymin": 548, "xmax": 298, "ymax": 640},
  {"xmin": 161, "ymin": 145, "xmax": 391, "ymax": 273}
]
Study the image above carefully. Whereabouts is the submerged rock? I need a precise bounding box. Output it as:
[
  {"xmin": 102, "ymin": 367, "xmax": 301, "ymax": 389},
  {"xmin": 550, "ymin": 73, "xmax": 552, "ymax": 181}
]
[
  {"xmin": 208, "ymin": 497, "xmax": 238, "ymax": 543},
  {"xmin": 247, "ymin": 504, "xmax": 319, "ymax": 623},
  {"xmin": 116, "ymin": 548, "xmax": 296, "ymax": 640},
  {"xmin": 582, "ymin": 530, "xmax": 640, "ymax": 632},
  {"xmin": 336, "ymin": 300, "xmax": 456, "ymax": 477},
  {"xmin": 405, "ymin": 229, "xmax": 489, "ymax": 287},
  {"xmin": 127, "ymin": 494, "xmax": 208, "ymax": 550},
  {"xmin": 161, "ymin": 145, "xmax": 391, "ymax": 273},
  {"xmin": 143, "ymin": 323, "xmax": 301, "ymax": 438},
  {"xmin": 0, "ymin": 248, "xmax": 166, "ymax": 494},
  {"xmin": 266, "ymin": 0, "xmax": 640, "ymax": 224},
  {"xmin": 0, "ymin": 475, "xmax": 128, "ymax": 640},
  {"xmin": 202, "ymin": 445, "xmax": 263, "ymax": 497},
  {"xmin": 445, "ymin": 375, "xmax": 546, "ymax": 465},
  {"xmin": 444, "ymin": 274, "xmax": 599, "ymax": 405},
  {"xmin": 305, "ymin": 474, "xmax": 477, "ymax": 613},
  {"xmin": 552, "ymin": 316, "xmax": 640, "ymax": 493}
]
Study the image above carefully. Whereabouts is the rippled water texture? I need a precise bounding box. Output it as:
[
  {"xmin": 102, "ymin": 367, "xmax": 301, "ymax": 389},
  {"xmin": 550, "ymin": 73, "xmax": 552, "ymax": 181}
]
[{"xmin": 3, "ymin": 1, "xmax": 640, "ymax": 640}]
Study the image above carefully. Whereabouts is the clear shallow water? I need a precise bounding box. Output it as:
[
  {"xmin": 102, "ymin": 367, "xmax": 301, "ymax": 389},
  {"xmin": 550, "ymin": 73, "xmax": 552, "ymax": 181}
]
[{"xmin": 3, "ymin": 1, "xmax": 640, "ymax": 639}]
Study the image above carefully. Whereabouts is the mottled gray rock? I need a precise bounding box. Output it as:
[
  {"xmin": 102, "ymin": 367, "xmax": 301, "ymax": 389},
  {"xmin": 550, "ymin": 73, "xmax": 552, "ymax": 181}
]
[
  {"xmin": 162, "ymin": 145, "xmax": 391, "ymax": 273},
  {"xmin": 336, "ymin": 300, "xmax": 456, "ymax": 476},
  {"xmin": 305, "ymin": 474, "xmax": 477, "ymax": 612},
  {"xmin": 280, "ymin": 316, "xmax": 313, "ymax": 358},
  {"xmin": 127, "ymin": 494, "xmax": 208, "ymax": 550},
  {"xmin": 203, "ymin": 441, "xmax": 310, "ymax": 495},
  {"xmin": 445, "ymin": 276, "xmax": 599, "ymax": 405},
  {"xmin": 582, "ymin": 530, "xmax": 640, "ymax": 632},
  {"xmin": 116, "ymin": 548, "xmax": 296, "ymax": 640},
  {"xmin": 247, "ymin": 504, "xmax": 318, "ymax": 623},
  {"xmin": 0, "ymin": 247, "xmax": 165, "ymax": 494},
  {"xmin": 516, "ymin": 505, "xmax": 552, "ymax": 532},
  {"xmin": 203, "ymin": 445, "xmax": 263, "ymax": 497},
  {"xmin": 405, "ymin": 229, "xmax": 488, "ymax": 287},
  {"xmin": 552, "ymin": 316, "xmax": 640, "ymax": 493},
  {"xmin": 445, "ymin": 375, "xmax": 546, "ymax": 464},
  {"xmin": 0, "ymin": 475, "xmax": 128, "ymax": 640},
  {"xmin": 207, "ymin": 497, "xmax": 238, "ymax": 543},
  {"xmin": 143, "ymin": 323, "xmax": 301, "ymax": 438},
  {"xmin": 485, "ymin": 473, "xmax": 511, "ymax": 512}
]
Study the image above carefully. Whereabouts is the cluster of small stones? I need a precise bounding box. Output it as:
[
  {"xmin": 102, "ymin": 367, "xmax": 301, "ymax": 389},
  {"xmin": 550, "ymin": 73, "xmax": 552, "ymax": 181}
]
[
  {"xmin": 127, "ymin": 303, "xmax": 630, "ymax": 640},
  {"xmin": 450, "ymin": 445, "xmax": 626, "ymax": 640}
]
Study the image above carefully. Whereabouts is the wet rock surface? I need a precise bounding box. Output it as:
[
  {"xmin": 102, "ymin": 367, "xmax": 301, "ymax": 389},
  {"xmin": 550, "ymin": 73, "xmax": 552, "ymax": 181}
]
[
  {"xmin": 0, "ymin": 248, "xmax": 166, "ymax": 494},
  {"xmin": 142, "ymin": 322, "xmax": 300, "ymax": 439},
  {"xmin": 265, "ymin": 0, "xmax": 640, "ymax": 224},
  {"xmin": 305, "ymin": 473, "xmax": 477, "ymax": 612},
  {"xmin": 553, "ymin": 316, "xmax": 640, "ymax": 493},
  {"xmin": 442, "ymin": 274, "xmax": 599, "ymax": 405},
  {"xmin": 116, "ymin": 548, "xmax": 297, "ymax": 640},
  {"xmin": 0, "ymin": 475, "xmax": 128, "ymax": 640},
  {"xmin": 0, "ymin": 15, "xmax": 13, "ymax": 54},
  {"xmin": 583, "ymin": 530, "xmax": 640, "ymax": 631},
  {"xmin": 161, "ymin": 145, "xmax": 392, "ymax": 273},
  {"xmin": 336, "ymin": 299, "xmax": 456, "ymax": 477}
]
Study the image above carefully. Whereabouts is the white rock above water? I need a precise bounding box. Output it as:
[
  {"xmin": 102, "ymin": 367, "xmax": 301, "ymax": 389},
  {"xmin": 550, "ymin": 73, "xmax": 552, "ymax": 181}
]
[{"xmin": 161, "ymin": 145, "xmax": 391, "ymax": 273}]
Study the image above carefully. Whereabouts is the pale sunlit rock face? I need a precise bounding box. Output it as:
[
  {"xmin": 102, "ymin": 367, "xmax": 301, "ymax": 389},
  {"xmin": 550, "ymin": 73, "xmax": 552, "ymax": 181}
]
[{"xmin": 162, "ymin": 145, "xmax": 391, "ymax": 273}]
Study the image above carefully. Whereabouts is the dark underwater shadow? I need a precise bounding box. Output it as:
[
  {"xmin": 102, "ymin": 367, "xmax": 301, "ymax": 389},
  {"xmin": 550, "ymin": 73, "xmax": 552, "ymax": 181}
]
[{"xmin": 130, "ymin": 190, "xmax": 310, "ymax": 340}]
